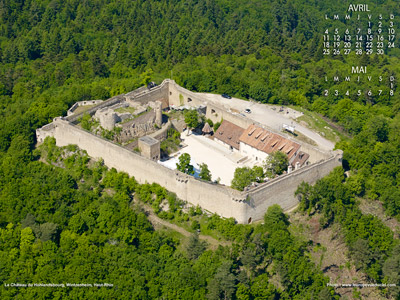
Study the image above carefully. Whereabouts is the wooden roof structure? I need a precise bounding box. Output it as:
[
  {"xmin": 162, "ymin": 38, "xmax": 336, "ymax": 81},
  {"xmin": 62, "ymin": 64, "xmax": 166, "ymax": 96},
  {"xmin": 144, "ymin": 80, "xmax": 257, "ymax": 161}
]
[
  {"xmin": 202, "ymin": 122, "xmax": 212, "ymax": 134},
  {"xmin": 214, "ymin": 120, "xmax": 245, "ymax": 150},
  {"xmin": 239, "ymin": 124, "xmax": 300, "ymax": 160}
]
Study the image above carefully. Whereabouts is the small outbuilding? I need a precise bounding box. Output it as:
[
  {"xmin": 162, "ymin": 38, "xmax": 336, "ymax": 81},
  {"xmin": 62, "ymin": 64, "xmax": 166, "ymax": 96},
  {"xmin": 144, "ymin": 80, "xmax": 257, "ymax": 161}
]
[{"xmin": 202, "ymin": 123, "xmax": 212, "ymax": 135}]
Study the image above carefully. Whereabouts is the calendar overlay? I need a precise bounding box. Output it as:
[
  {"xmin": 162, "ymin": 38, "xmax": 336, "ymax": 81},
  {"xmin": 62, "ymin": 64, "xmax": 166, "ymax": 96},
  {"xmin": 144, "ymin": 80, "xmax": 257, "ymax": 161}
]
[
  {"xmin": 323, "ymin": 4, "xmax": 396, "ymax": 56},
  {"xmin": 322, "ymin": 3, "xmax": 397, "ymax": 98}
]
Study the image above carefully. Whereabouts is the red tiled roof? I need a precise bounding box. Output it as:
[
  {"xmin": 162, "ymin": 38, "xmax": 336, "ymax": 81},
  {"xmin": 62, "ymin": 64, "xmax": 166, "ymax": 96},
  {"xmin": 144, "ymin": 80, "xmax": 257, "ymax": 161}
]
[
  {"xmin": 239, "ymin": 124, "xmax": 301, "ymax": 159},
  {"xmin": 214, "ymin": 120, "xmax": 245, "ymax": 150}
]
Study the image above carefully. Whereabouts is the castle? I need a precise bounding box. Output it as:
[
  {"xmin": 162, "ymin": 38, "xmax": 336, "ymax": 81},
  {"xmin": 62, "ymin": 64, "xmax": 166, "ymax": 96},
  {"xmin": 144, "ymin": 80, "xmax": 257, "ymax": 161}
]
[{"xmin": 37, "ymin": 79, "xmax": 342, "ymax": 224}]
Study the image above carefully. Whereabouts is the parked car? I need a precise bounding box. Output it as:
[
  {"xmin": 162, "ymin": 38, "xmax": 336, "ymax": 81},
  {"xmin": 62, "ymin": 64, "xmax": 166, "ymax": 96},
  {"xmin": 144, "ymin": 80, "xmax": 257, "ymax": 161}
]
[
  {"xmin": 245, "ymin": 108, "xmax": 251, "ymax": 113},
  {"xmin": 221, "ymin": 93, "xmax": 232, "ymax": 99}
]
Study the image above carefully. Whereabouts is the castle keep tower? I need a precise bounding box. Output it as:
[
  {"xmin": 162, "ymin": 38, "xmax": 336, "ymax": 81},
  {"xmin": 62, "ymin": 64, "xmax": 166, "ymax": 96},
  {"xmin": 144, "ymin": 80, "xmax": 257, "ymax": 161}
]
[
  {"xmin": 94, "ymin": 109, "xmax": 120, "ymax": 130},
  {"xmin": 149, "ymin": 101, "xmax": 162, "ymax": 127},
  {"xmin": 138, "ymin": 136, "xmax": 160, "ymax": 161}
]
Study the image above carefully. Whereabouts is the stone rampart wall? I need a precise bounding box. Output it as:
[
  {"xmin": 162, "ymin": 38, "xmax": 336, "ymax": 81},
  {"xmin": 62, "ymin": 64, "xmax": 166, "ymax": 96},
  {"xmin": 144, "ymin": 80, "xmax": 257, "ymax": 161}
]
[
  {"xmin": 126, "ymin": 81, "xmax": 169, "ymax": 108},
  {"xmin": 206, "ymin": 102, "xmax": 253, "ymax": 129},
  {"xmin": 165, "ymin": 80, "xmax": 332, "ymax": 161},
  {"xmin": 51, "ymin": 119, "xmax": 249, "ymax": 223},
  {"xmin": 245, "ymin": 151, "xmax": 342, "ymax": 221},
  {"xmin": 67, "ymin": 100, "xmax": 104, "ymax": 116},
  {"xmin": 168, "ymin": 80, "xmax": 206, "ymax": 108},
  {"xmin": 41, "ymin": 118, "xmax": 342, "ymax": 223}
]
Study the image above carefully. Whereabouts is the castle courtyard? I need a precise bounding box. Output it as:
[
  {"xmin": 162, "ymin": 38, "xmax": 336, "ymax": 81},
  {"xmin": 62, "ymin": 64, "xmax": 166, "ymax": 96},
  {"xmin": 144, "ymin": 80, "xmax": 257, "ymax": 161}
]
[{"xmin": 159, "ymin": 133, "xmax": 253, "ymax": 186}]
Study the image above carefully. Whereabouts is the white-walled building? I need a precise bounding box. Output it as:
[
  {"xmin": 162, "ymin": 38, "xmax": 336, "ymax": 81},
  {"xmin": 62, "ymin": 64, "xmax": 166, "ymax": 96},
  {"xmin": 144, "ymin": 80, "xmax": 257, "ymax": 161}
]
[
  {"xmin": 239, "ymin": 124, "xmax": 300, "ymax": 163},
  {"xmin": 214, "ymin": 121, "xmax": 302, "ymax": 165}
]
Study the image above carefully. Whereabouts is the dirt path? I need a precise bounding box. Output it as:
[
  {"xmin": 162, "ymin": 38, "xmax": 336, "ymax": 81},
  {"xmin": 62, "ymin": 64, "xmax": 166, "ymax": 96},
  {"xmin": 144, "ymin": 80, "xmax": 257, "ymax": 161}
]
[{"xmin": 139, "ymin": 203, "xmax": 231, "ymax": 249}]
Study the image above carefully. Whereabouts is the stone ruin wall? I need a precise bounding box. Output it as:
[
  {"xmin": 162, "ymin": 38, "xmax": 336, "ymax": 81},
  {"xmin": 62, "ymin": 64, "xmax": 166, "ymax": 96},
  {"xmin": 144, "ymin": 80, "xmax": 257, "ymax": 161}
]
[
  {"xmin": 149, "ymin": 120, "xmax": 172, "ymax": 141},
  {"xmin": 67, "ymin": 100, "xmax": 104, "ymax": 116}
]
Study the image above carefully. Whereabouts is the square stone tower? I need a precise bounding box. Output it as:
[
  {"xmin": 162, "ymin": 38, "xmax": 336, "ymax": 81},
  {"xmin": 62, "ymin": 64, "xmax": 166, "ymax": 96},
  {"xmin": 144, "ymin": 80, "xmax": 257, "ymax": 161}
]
[{"xmin": 138, "ymin": 136, "xmax": 160, "ymax": 161}]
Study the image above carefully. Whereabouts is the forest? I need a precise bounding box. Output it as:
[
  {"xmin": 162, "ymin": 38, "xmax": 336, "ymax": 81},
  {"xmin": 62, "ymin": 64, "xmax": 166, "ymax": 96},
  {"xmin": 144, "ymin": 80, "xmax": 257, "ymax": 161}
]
[{"xmin": 1, "ymin": 0, "xmax": 400, "ymax": 298}]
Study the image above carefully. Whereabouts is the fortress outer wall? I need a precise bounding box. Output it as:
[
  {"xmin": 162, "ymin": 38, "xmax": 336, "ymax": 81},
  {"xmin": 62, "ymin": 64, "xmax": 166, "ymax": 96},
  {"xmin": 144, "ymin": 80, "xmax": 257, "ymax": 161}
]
[
  {"xmin": 51, "ymin": 119, "xmax": 250, "ymax": 223},
  {"xmin": 245, "ymin": 151, "xmax": 342, "ymax": 221},
  {"xmin": 41, "ymin": 118, "xmax": 342, "ymax": 224}
]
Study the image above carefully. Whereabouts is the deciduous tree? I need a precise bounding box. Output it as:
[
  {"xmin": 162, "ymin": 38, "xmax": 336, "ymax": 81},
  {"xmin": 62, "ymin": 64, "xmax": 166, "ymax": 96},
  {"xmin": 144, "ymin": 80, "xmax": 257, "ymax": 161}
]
[
  {"xmin": 184, "ymin": 110, "xmax": 199, "ymax": 135},
  {"xmin": 264, "ymin": 151, "xmax": 288, "ymax": 177},
  {"xmin": 199, "ymin": 163, "xmax": 211, "ymax": 181},
  {"xmin": 177, "ymin": 153, "xmax": 194, "ymax": 175}
]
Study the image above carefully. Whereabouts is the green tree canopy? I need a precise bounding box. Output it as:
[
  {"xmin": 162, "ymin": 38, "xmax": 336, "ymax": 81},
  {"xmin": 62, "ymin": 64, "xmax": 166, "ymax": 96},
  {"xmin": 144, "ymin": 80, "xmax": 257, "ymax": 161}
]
[
  {"xmin": 263, "ymin": 204, "xmax": 289, "ymax": 232},
  {"xmin": 176, "ymin": 153, "xmax": 194, "ymax": 175},
  {"xmin": 264, "ymin": 151, "xmax": 289, "ymax": 177},
  {"xmin": 184, "ymin": 110, "xmax": 200, "ymax": 135},
  {"xmin": 199, "ymin": 163, "xmax": 212, "ymax": 181}
]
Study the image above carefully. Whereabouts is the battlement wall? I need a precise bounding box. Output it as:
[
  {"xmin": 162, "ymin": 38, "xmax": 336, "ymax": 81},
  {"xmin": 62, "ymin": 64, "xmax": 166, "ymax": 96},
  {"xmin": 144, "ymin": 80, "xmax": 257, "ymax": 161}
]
[
  {"xmin": 246, "ymin": 150, "xmax": 342, "ymax": 221},
  {"xmin": 51, "ymin": 119, "xmax": 250, "ymax": 223}
]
